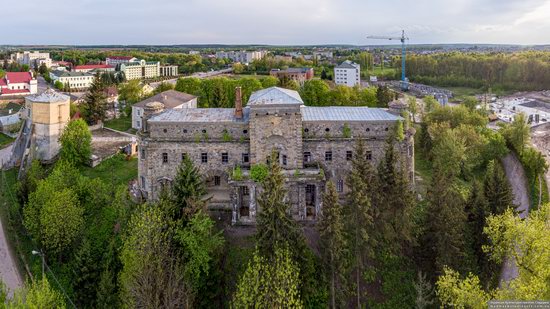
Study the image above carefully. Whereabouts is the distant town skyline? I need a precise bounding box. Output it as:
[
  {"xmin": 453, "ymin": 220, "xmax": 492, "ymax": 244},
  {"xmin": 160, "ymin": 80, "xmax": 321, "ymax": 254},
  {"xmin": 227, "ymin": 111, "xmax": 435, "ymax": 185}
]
[{"xmin": 4, "ymin": 0, "xmax": 550, "ymax": 45}]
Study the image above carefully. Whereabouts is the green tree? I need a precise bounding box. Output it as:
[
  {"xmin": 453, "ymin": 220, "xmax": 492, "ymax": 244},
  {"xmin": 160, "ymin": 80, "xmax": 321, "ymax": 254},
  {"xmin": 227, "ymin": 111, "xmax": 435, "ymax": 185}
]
[
  {"xmin": 255, "ymin": 153, "xmax": 301, "ymax": 255},
  {"xmin": 318, "ymin": 182, "xmax": 348, "ymax": 309},
  {"xmin": 16, "ymin": 159, "xmax": 46, "ymax": 205},
  {"xmin": 232, "ymin": 62, "xmax": 245, "ymax": 74},
  {"xmin": 423, "ymin": 95, "xmax": 438, "ymax": 113},
  {"xmin": 484, "ymin": 160, "xmax": 515, "ymax": 215},
  {"xmin": 261, "ymin": 76, "xmax": 279, "ymax": 88},
  {"xmin": 232, "ymin": 244, "xmax": 303, "ymax": 308},
  {"xmin": 171, "ymin": 156, "xmax": 207, "ymax": 222},
  {"xmin": 153, "ymin": 82, "xmax": 174, "ymax": 94},
  {"xmin": 299, "ymin": 79, "xmax": 330, "ymax": 106},
  {"xmin": 463, "ymin": 96, "xmax": 479, "ymax": 111},
  {"xmin": 118, "ymin": 79, "xmax": 143, "ymax": 104},
  {"xmin": 40, "ymin": 187, "xmax": 84, "ymax": 256},
  {"xmin": 119, "ymin": 204, "xmax": 191, "ymax": 308},
  {"xmin": 423, "ymin": 128, "xmax": 467, "ymax": 273},
  {"xmin": 414, "ymin": 271, "xmax": 435, "ymax": 309},
  {"xmin": 345, "ymin": 140, "xmax": 375, "ymax": 307},
  {"xmin": 374, "ymin": 136, "xmax": 415, "ymax": 253},
  {"xmin": 71, "ymin": 238, "xmax": 101, "ymax": 308},
  {"xmin": 81, "ymin": 74, "xmax": 107, "ymax": 125},
  {"xmin": 54, "ymin": 80, "xmax": 64, "ymax": 90},
  {"xmin": 376, "ymin": 85, "xmax": 393, "ymax": 107},
  {"xmin": 59, "ymin": 119, "xmax": 92, "ymax": 166},
  {"xmin": 175, "ymin": 77, "xmax": 203, "ymax": 99},
  {"xmin": 501, "ymin": 112, "xmax": 530, "ymax": 155},
  {"xmin": 7, "ymin": 278, "xmax": 66, "ymax": 308},
  {"xmin": 236, "ymin": 77, "xmax": 263, "ymax": 103},
  {"xmin": 436, "ymin": 267, "xmax": 492, "ymax": 309},
  {"xmin": 176, "ymin": 210, "xmax": 224, "ymax": 289}
]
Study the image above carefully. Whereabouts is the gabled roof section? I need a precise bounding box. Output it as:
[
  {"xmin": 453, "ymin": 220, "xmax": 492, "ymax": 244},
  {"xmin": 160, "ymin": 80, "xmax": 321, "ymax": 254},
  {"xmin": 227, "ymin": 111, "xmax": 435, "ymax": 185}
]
[{"xmin": 248, "ymin": 87, "xmax": 303, "ymax": 106}]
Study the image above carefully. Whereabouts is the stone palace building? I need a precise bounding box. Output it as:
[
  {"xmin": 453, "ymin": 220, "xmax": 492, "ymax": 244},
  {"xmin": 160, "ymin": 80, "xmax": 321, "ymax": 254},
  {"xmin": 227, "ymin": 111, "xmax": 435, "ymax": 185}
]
[{"xmin": 138, "ymin": 87, "xmax": 414, "ymax": 224}]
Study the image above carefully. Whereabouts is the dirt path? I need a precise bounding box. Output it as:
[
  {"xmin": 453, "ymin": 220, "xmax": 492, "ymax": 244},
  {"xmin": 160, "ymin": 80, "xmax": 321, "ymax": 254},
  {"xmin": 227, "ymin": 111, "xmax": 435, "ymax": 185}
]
[
  {"xmin": 0, "ymin": 143, "xmax": 23, "ymax": 296},
  {"xmin": 499, "ymin": 153, "xmax": 530, "ymax": 286}
]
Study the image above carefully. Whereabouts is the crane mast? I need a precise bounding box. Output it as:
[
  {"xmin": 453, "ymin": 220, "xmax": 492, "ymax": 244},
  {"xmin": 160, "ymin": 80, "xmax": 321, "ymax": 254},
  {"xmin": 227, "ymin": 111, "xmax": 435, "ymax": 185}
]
[{"xmin": 367, "ymin": 30, "xmax": 409, "ymax": 91}]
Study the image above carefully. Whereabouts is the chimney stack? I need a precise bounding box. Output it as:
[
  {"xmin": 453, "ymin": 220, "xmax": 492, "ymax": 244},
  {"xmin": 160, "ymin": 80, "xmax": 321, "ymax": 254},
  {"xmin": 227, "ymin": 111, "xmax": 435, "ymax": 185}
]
[{"xmin": 235, "ymin": 87, "xmax": 243, "ymax": 119}]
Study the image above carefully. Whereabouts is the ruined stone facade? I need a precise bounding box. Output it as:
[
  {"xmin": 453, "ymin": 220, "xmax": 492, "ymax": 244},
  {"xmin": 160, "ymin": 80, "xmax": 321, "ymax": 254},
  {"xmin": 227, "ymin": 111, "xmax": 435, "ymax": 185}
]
[{"xmin": 138, "ymin": 87, "xmax": 414, "ymax": 224}]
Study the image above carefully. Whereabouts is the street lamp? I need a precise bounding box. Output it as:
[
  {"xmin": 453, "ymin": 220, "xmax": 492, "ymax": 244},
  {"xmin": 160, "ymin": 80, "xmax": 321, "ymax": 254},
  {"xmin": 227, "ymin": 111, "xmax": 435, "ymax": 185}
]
[{"xmin": 31, "ymin": 250, "xmax": 45, "ymax": 280}]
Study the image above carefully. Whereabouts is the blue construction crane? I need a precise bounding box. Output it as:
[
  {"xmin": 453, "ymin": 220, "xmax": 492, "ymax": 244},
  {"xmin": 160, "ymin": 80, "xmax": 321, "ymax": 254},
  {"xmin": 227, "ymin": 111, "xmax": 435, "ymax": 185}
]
[{"xmin": 367, "ymin": 30, "xmax": 409, "ymax": 91}]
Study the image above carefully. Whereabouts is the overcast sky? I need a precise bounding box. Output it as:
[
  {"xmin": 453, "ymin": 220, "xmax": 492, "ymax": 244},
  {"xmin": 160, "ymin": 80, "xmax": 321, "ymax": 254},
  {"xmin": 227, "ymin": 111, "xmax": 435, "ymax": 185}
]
[{"xmin": 4, "ymin": 0, "xmax": 550, "ymax": 45}]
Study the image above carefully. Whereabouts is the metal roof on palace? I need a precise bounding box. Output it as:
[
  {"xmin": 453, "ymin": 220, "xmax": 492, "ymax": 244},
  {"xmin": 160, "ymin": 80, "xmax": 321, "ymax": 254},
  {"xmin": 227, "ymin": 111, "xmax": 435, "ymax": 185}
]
[
  {"xmin": 301, "ymin": 106, "xmax": 401, "ymax": 122},
  {"xmin": 149, "ymin": 107, "xmax": 250, "ymax": 123}
]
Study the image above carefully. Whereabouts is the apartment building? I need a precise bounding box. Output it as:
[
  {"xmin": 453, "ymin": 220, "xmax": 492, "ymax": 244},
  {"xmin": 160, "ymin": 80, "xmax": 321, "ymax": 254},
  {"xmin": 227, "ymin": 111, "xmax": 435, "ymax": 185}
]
[
  {"xmin": 73, "ymin": 64, "xmax": 115, "ymax": 73},
  {"xmin": 120, "ymin": 60, "xmax": 160, "ymax": 80},
  {"xmin": 215, "ymin": 50, "xmax": 267, "ymax": 63},
  {"xmin": 10, "ymin": 51, "xmax": 52, "ymax": 68},
  {"xmin": 334, "ymin": 60, "xmax": 361, "ymax": 87}
]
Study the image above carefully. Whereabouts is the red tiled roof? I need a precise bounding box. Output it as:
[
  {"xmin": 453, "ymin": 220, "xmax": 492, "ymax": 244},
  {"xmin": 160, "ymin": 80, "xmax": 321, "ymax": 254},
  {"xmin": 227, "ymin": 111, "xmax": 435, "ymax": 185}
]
[
  {"xmin": 107, "ymin": 56, "xmax": 134, "ymax": 60},
  {"xmin": 0, "ymin": 88, "xmax": 31, "ymax": 95},
  {"xmin": 74, "ymin": 64, "xmax": 114, "ymax": 70},
  {"xmin": 4, "ymin": 72, "xmax": 33, "ymax": 84}
]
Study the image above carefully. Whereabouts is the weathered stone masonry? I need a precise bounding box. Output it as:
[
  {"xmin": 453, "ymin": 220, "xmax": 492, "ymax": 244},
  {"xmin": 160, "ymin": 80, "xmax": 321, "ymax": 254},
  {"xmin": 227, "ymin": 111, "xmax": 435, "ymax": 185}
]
[{"xmin": 138, "ymin": 87, "xmax": 414, "ymax": 225}]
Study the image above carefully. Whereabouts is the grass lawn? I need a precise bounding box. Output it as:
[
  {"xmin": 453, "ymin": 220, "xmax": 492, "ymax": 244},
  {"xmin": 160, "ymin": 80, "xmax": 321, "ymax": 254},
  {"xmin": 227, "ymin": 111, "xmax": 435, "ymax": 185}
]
[
  {"xmin": 81, "ymin": 154, "xmax": 138, "ymax": 187},
  {"xmin": 103, "ymin": 116, "xmax": 133, "ymax": 133},
  {"xmin": 0, "ymin": 133, "xmax": 15, "ymax": 149}
]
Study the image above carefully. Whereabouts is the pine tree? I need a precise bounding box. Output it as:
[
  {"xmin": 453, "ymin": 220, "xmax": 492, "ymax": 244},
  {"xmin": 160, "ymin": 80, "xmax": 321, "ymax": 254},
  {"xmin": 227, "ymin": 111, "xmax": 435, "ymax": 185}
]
[
  {"xmin": 81, "ymin": 74, "xmax": 107, "ymax": 125},
  {"xmin": 374, "ymin": 136, "xmax": 415, "ymax": 253},
  {"xmin": 423, "ymin": 165, "xmax": 466, "ymax": 273},
  {"xmin": 171, "ymin": 156, "xmax": 207, "ymax": 222},
  {"xmin": 484, "ymin": 160, "xmax": 515, "ymax": 216},
  {"xmin": 318, "ymin": 182, "xmax": 347, "ymax": 309},
  {"xmin": 255, "ymin": 152, "xmax": 301, "ymax": 256},
  {"xmin": 96, "ymin": 266, "xmax": 119, "ymax": 309},
  {"xmin": 72, "ymin": 238, "xmax": 101, "ymax": 308},
  {"xmin": 345, "ymin": 140, "xmax": 374, "ymax": 308}
]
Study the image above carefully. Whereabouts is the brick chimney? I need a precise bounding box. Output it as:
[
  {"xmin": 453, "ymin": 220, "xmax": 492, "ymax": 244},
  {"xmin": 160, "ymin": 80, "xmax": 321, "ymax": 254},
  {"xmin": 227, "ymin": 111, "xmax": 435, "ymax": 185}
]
[{"xmin": 235, "ymin": 87, "xmax": 243, "ymax": 119}]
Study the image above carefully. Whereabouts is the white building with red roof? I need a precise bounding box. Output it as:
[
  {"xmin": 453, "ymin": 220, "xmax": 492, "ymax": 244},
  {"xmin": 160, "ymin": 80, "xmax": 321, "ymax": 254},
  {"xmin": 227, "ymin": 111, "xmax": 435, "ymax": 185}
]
[
  {"xmin": 73, "ymin": 64, "xmax": 115, "ymax": 73},
  {"xmin": 0, "ymin": 72, "xmax": 38, "ymax": 96},
  {"xmin": 106, "ymin": 56, "xmax": 137, "ymax": 66}
]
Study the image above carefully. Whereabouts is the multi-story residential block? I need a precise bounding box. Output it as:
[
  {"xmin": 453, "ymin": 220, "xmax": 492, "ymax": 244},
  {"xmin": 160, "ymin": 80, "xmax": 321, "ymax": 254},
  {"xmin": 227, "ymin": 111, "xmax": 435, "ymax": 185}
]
[
  {"xmin": 50, "ymin": 70, "xmax": 95, "ymax": 90},
  {"xmin": 269, "ymin": 68, "xmax": 314, "ymax": 85},
  {"xmin": 0, "ymin": 72, "xmax": 38, "ymax": 96},
  {"xmin": 132, "ymin": 90, "xmax": 197, "ymax": 130},
  {"xmin": 138, "ymin": 87, "xmax": 414, "ymax": 225},
  {"xmin": 215, "ymin": 50, "xmax": 267, "ymax": 63},
  {"xmin": 159, "ymin": 65, "xmax": 178, "ymax": 77},
  {"xmin": 105, "ymin": 56, "xmax": 137, "ymax": 66},
  {"xmin": 73, "ymin": 64, "xmax": 115, "ymax": 73},
  {"xmin": 313, "ymin": 51, "xmax": 334, "ymax": 60},
  {"xmin": 120, "ymin": 60, "xmax": 160, "ymax": 80},
  {"xmin": 334, "ymin": 60, "xmax": 361, "ymax": 87},
  {"xmin": 10, "ymin": 51, "xmax": 52, "ymax": 68}
]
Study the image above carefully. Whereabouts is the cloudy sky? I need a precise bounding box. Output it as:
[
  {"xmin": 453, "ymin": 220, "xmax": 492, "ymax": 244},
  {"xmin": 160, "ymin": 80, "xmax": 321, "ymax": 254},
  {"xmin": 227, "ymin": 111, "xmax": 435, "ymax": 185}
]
[{"xmin": 4, "ymin": 0, "xmax": 550, "ymax": 45}]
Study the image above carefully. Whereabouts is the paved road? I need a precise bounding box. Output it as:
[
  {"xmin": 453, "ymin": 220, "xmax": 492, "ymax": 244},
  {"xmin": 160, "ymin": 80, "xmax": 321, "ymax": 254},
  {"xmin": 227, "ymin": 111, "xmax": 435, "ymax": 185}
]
[
  {"xmin": 0, "ymin": 143, "xmax": 22, "ymax": 296},
  {"xmin": 499, "ymin": 153, "xmax": 530, "ymax": 286},
  {"xmin": 149, "ymin": 68, "xmax": 233, "ymax": 88}
]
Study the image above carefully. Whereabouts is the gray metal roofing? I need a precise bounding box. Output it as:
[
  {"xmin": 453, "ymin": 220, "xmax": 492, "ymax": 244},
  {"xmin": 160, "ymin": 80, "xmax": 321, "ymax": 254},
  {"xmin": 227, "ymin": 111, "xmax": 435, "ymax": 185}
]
[
  {"xmin": 149, "ymin": 107, "xmax": 250, "ymax": 123},
  {"xmin": 26, "ymin": 89, "xmax": 69, "ymax": 103},
  {"xmin": 134, "ymin": 90, "xmax": 196, "ymax": 108},
  {"xmin": 248, "ymin": 87, "xmax": 303, "ymax": 105},
  {"xmin": 301, "ymin": 106, "xmax": 400, "ymax": 122},
  {"xmin": 51, "ymin": 70, "xmax": 93, "ymax": 77},
  {"xmin": 335, "ymin": 61, "xmax": 359, "ymax": 69}
]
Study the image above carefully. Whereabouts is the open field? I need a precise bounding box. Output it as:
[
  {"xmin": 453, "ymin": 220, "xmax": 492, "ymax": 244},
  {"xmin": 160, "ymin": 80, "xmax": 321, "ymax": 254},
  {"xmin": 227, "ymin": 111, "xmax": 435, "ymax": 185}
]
[
  {"xmin": 103, "ymin": 116, "xmax": 134, "ymax": 133},
  {"xmin": 81, "ymin": 154, "xmax": 138, "ymax": 187}
]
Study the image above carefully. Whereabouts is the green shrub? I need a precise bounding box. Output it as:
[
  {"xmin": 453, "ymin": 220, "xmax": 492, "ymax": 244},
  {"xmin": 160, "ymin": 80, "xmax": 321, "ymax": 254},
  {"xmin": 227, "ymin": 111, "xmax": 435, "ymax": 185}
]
[
  {"xmin": 342, "ymin": 123, "xmax": 351, "ymax": 138},
  {"xmin": 233, "ymin": 166, "xmax": 243, "ymax": 181},
  {"xmin": 250, "ymin": 164, "xmax": 268, "ymax": 183},
  {"xmin": 222, "ymin": 129, "xmax": 232, "ymax": 142}
]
